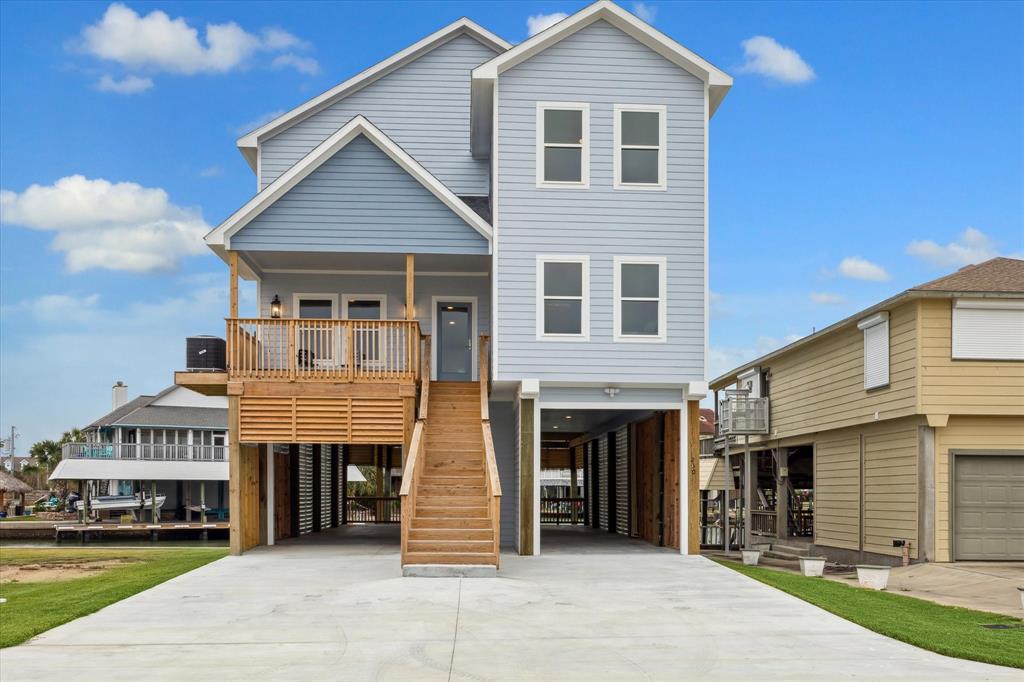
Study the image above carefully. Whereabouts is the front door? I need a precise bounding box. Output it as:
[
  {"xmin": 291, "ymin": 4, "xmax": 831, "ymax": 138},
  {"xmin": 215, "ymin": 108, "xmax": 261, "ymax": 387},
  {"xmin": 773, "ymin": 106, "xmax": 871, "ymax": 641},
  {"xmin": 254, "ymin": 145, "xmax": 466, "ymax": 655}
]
[{"xmin": 436, "ymin": 301, "xmax": 473, "ymax": 381}]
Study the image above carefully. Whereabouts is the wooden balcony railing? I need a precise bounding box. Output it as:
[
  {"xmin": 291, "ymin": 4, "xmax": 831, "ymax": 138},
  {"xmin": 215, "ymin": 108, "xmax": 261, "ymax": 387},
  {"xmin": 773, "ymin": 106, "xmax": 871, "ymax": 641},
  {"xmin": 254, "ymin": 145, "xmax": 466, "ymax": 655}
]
[
  {"xmin": 62, "ymin": 442, "xmax": 226, "ymax": 462},
  {"xmin": 479, "ymin": 335, "xmax": 502, "ymax": 567},
  {"xmin": 750, "ymin": 509, "xmax": 777, "ymax": 536},
  {"xmin": 226, "ymin": 318, "xmax": 420, "ymax": 382},
  {"xmin": 540, "ymin": 497, "xmax": 585, "ymax": 525}
]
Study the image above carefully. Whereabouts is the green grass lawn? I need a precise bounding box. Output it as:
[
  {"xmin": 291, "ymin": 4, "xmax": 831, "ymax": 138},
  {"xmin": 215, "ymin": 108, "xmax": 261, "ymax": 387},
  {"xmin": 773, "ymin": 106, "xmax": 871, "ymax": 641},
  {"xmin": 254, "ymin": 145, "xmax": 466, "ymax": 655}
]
[
  {"xmin": 0, "ymin": 547, "xmax": 227, "ymax": 648},
  {"xmin": 713, "ymin": 558, "xmax": 1023, "ymax": 669}
]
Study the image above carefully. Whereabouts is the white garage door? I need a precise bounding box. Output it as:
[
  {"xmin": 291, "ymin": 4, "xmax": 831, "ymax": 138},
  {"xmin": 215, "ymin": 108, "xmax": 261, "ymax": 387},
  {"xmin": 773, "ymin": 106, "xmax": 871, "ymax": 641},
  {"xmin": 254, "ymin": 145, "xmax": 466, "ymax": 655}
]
[{"xmin": 954, "ymin": 454, "xmax": 1024, "ymax": 560}]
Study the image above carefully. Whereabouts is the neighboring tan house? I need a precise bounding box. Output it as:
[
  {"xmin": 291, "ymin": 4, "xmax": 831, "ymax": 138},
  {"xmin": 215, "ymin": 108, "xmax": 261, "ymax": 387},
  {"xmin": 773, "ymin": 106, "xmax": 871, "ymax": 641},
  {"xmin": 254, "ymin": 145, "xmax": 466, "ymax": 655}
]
[
  {"xmin": 710, "ymin": 257, "xmax": 1024, "ymax": 564},
  {"xmin": 50, "ymin": 382, "xmax": 229, "ymax": 520},
  {"xmin": 176, "ymin": 1, "xmax": 731, "ymax": 570}
]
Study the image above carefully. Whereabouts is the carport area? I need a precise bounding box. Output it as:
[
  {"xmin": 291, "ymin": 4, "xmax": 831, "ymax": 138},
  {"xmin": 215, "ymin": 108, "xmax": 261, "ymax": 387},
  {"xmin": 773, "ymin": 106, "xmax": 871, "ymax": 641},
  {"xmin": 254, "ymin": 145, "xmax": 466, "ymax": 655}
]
[
  {"xmin": 538, "ymin": 407, "xmax": 685, "ymax": 552},
  {"xmin": 1, "ymin": 543, "xmax": 1013, "ymax": 680}
]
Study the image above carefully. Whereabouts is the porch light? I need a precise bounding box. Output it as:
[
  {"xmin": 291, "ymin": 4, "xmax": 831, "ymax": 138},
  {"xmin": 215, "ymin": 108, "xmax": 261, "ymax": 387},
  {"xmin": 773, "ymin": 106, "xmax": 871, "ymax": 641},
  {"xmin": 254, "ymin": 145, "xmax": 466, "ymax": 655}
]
[{"xmin": 270, "ymin": 295, "xmax": 282, "ymax": 318}]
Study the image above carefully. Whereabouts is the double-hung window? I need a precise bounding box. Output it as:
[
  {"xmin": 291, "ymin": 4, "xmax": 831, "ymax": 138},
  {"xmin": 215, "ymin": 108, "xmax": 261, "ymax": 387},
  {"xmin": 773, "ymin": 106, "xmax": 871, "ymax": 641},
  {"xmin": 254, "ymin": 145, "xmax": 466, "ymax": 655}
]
[
  {"xmin": 614, "ymin": 256, "xmax": 666, "ymax": 341},
  {"xmin": 537, "ymin": 255, "xmax": 589, "ymax": 339},
  {"xmin": 536, "ymin": 103, "xmax": 589, "ymax": 188},
  {"xmin": 614, "ymin": 104, "xmax": 666, "ymax": 190}
]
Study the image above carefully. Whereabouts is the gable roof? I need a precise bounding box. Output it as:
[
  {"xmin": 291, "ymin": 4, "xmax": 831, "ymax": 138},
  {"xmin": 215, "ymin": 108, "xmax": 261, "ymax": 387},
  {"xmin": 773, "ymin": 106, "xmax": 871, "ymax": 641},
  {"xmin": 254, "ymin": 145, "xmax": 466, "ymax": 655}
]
[
  {"xmin": 235, "ymin": 18, "xmax": 511, "ymax": 169},
  {"xmin": 469, "ymin": 0, "xmax": 732, "ymax": 156},
  {"xmin": 911, "ymin": 257, "xmax": 1024, "ymax": 293},
  {"xmin": 207, "ymin": 116, "xmax": 493, "ymax": 261},
  {"xmin": 710, "ymin": 257, "xmax": 1024, "ymax": 390},
  {"xmin": 87, "ymin": 386, "xmax": 227, "ymax": 431}
]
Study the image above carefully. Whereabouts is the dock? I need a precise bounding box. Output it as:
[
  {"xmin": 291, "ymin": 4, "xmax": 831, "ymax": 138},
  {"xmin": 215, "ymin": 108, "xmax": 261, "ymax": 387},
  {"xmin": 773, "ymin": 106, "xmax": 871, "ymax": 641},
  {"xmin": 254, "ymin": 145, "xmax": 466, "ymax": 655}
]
[{"xmin": 54, "ymin": 521, "xmax": 230, "ymax": 542}]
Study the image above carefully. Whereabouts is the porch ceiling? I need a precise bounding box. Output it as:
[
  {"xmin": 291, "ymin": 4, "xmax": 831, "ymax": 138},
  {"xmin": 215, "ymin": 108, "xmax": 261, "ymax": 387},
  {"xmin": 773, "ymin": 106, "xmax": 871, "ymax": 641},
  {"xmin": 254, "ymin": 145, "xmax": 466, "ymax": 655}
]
[
  {"xmin": 243, "ymin": 251, "xmax": 491, "ymax": 277},
  {"xmin": 541, "ymin": 408, "xmax": 652, "ymax": 437}
]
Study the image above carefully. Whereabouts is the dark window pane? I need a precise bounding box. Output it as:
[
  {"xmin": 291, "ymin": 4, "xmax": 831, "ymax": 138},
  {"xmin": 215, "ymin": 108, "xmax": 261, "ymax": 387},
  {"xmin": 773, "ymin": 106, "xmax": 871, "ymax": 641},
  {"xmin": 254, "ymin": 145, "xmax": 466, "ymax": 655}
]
[
  {"xmin": 621, "ymin": 111, "xmax": 660, "ymax": 146},
  {"xmin": 298, "ymin": 299, "xmax": 333, "ymax": 319},
  {"xmin": 544, "ymin": 147, "xmax": 582, "ymax": 182},
  {"xmin": 544, "ymin": 262, "xmax": 582, "ymax": 297},
  {"xmin": 346, "ymin": 300, "xmax": 381, "ymax": 320},
  {"xmin": 621, "ymin": 263, "xmax": 659, "ymax": 298},
  {"xmin": 621, "ymin": 148, "xmax": 659, "ymax": 184},
  {"xmin": 545, "ymin": 299, "xmax": 582, "ymax": 335},
  {"xmin": 544, "ymin": 109, "xmax": 583, "ymax": 144},
  {"xmin": 622, "ymin": 300, "xmax": 659, "ymax": 335}
]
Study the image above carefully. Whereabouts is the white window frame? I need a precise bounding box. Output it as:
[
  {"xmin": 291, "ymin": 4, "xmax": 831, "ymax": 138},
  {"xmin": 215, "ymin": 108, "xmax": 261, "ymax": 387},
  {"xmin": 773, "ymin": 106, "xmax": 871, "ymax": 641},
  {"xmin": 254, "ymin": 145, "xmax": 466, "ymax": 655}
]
[
  {"xmin": 292, "ymin": 293, "xmax": 340, "ymax": 370},
  {"xmin": 536, "ymin": 102, "xmax": 590, "ymax": 189},
  {"xmin": 952, "ymin": 298, "xmax": 1024, "ymax": 360},
  {"xmin": 613, "ymin": 255, "xmax": 667, "ymax": 342},
  {"xmin": 536, "ymin": 255, "xmax": 590, "ymax": 341},
  {"xmin": 341, "ymin": 294, "xmax": 388, "ymax": 320},
  {"xmin": 291, "ymin": 293, "xmax": 339, "ymax": 319},
  {"xmin": 857, "ymin": 312, "xmax": 890, "ymax": 390},
  {"xmin": 613, "ymin": 104, "xmax": 667, "ymax": 191}
]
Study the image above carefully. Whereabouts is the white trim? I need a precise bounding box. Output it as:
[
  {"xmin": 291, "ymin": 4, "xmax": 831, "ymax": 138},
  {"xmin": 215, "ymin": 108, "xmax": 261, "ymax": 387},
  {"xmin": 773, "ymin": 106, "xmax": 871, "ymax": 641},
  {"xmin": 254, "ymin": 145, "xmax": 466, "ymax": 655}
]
[
  {"xmin": 613, "ymin": 104, "xmax": 667, "ymax": 191},
  {"xmin": 472, "ymin": 0, "xmax": 731, "ymax": 110},
  {"xmin": 703, "ymin": 84, "xmax": 709, "ymax": 382},
  {"xmin": 954, "ymin": 298, "xmax": 1024, "ymax": 310},
  {"xmin": 431, "ymin": 295, "xmax": 479, "ymax": 381},
  {"xmin": 536, "ymin": 102, "xmax": 590, "ymax": 189},
  {"xmin": 613, "ymin": 256, "xmax": 667, "ymax": 342},
  {"xmin": 859, "ymin": 312, "xmax": 890, "ymax": 390},
  {"xmin": 533, "ymin": 397, "xmax": 541, "ymax": 556},
  {"xmin": 536, "ymin": 255, "xmax": 590, "ymax": 341},
  {"xmin": 262, "ymin": 268, "xmax": 488, "ymax": 277},
  {"xmin": 291, "ymin": 293, "xmax": 339, "ymax": 319},
  {"xmin": 540, "ymin": 401, "xmax": 686, "ymax": 411},
  {"xmin": 236, "ymin": 18, "xmax": 511, "ymax": 165},
  {"xmin": 340, "ymin": 293, "xmax": 388, "ymax": 319},
  {"xmin": 491, "ymin": 77, "xmax": 501, "ymax": 379},
  {"xmin": 857, "ymin": 311, "xmax": 889, "ymax": 330},
  {"xmin": 207, "ymin": 116, "xmax": 493, "ymax": 252}
]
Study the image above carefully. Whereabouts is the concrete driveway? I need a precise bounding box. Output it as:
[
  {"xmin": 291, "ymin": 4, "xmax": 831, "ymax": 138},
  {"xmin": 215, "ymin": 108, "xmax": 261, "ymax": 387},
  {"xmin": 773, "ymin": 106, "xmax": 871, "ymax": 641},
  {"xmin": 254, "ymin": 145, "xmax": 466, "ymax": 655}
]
[{"xmin": 1, "ymin": 527, "xmax": 1018, "ymax": 681}]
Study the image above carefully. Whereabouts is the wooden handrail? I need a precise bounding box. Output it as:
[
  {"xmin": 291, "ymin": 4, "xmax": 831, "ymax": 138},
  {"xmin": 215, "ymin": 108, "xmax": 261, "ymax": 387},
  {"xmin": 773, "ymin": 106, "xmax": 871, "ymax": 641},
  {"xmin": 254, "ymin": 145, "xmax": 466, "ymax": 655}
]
[
  {"xmin": 399, "ymin": 418, "xmax": 425, "ymax": 565},
  {"xmin": 479, "ymin": 335, "xmax": 490, "ymax": 420},
  {"xmin": 478, "ymin": 335, "xmax": 501, "ymax": 566},
  {"xmin": 419, "ymin": 336, "xmax": 431, "ymax": 420}
]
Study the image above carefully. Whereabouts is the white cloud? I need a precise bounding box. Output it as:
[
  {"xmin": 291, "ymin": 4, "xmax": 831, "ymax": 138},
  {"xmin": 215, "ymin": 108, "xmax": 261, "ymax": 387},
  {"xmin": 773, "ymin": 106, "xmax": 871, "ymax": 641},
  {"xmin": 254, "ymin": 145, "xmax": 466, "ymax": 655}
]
[
  {"xmin": 809, "ymin": 292, "xmax": 845, "ymax": 305},
  {"xmin": 76, "ymin": 3, "xmax": 313, "ymax": 76},
  {"xmin": 709, "ymin": 333, "xmax": 805, "ymax": 380},
  {"xmin": 272, "ymin": 53, "xmax": 320, "ymax": 75},
  {"xmin": 95, "ymin": 73, "xmax": 153, "ymax": 94},
  {"xmin": 199, "ymin": 165, "xmax": 223, "ymax": 178},
  {"xmin": 633, "ymin": 2, "xmax": 657, "ymax": 24},
  {"xmin": 2, "ymin": 293, "xmax": 102, "ymax": 323},
  {"xmin": 838, "ymin": 256, "xmax": 890, "ymax": 282},
  {"xmin": 527, "ymin": 12, "xmax": 568, "ymax": 37},
  {"xmin": 0, "ymin": 175, "xmax": 210, "ymax": 273},
  {"xmin": 234, "ymin": 109, "xmax": 285, "ymax": 136},
  {"xmin": 738, "ymin": 35, "xmax": 815, "ymax": 84},
  {"xmin": 905, "ymin": 227, "xmax": 1006, "ymax": 268}
]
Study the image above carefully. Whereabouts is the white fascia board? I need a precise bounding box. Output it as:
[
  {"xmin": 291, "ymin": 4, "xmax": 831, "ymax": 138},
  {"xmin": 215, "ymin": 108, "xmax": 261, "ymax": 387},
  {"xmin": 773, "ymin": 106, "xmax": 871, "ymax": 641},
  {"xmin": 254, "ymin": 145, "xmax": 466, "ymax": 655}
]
[
  {"xmin": 207, "ymin": 115, "xmax": 493, "ymax": 251},
  {"xmin": 235, "ymin": 18, "xmax": 511, "ymax": 168},
  {"xmin": 472, "ymin": 1, "xmax": 732, "ymax": 112},
  {"xmin": 857, "ymin": 311, "xmax": 889, "ymax": 330}
]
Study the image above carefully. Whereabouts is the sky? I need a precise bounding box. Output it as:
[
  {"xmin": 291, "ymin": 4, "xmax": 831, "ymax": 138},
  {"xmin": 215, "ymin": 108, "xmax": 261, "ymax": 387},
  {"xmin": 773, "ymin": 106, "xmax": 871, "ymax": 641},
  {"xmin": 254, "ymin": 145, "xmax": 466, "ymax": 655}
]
[{"xmin": 1, "ymin": 0, "xmax": 1022, "ymax": 454}]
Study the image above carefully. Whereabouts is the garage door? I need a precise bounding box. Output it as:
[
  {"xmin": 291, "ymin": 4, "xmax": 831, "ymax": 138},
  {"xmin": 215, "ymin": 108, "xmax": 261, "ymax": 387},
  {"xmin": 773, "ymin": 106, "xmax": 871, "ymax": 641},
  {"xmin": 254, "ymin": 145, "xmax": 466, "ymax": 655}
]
[{"xmin": 954, "ymin": 454, "xmax": 1024, "ymax": 560}]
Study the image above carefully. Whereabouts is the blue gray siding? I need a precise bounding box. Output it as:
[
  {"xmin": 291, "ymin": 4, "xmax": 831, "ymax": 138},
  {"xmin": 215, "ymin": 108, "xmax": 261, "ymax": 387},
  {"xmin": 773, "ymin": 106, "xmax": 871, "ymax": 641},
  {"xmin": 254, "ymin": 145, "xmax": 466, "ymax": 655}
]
[
  {"xmin": 495, "ymin": 20, "xmax": 706, "ymax": 384},
  {"xmin": 234, "ymin": 135, "xmax": 488, "ymax": 254},
  {"xmin": 258, "ymin": 271, "xmax": 491, "ymax": 337},
  {"xmin": 259, "ymin": 34, "xmax": 496, "ymax": 196}
]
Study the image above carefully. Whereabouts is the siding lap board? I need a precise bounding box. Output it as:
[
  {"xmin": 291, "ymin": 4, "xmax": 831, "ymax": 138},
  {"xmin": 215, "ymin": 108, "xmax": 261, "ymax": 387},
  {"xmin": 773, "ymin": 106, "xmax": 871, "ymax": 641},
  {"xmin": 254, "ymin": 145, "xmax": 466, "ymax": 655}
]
[
  {"xmin": 236, "ymin": 135, "xmax": 488, "ymax": 254},
  {"xmin": 260, "ymin": 34, "xmax": 496, "ymax": 196},
  {"xmin": 495, "ymin": 21, "xmax": 705, "ymax": 383}
]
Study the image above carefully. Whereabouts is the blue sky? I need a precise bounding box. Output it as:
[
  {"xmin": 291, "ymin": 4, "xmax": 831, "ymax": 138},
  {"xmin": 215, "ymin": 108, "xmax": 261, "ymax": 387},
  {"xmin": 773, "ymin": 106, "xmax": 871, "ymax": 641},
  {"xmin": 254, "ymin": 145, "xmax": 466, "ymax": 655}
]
[{"xmin": 1, "ymin": 1, "xmax": 1022, "ymax": 453}]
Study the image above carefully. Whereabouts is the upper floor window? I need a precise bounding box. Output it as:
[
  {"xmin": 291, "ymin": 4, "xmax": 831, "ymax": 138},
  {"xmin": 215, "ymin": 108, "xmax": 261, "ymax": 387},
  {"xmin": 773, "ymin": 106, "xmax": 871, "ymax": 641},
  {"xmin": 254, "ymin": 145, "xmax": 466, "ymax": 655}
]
[
  {"xmin": 614, "ymin": 104, "xmax": 666, "ymax": 190},
  {"xmin": 536, "ymin": 103, "xmax": 589, "ymax": 188},
  {"xmin": 857, "ymin": 312, "xmax": 889, "ymax": 390},
  {"xmin": 614, "ymin": 256, "xmax": 666, "ymax": 342},
  {"xmin": 537, "ymin": 255, "xmax": 589, "ymax": 339},
  {"xmin": 952, "ymin": 299, "xmax": 1024, "ymax": 360}
]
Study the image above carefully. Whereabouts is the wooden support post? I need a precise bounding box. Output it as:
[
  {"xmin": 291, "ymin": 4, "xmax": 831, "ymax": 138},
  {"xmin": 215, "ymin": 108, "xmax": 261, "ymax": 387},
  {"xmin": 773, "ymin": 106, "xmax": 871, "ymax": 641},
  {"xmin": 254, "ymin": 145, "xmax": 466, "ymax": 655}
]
[
  {"xmin": 405, "ymin": 254, "xmax": 415, "ymax": 320},
  {"xmin": 776, "ymin": 447, "xmax": 789, "ymax": 540},
  {"xmin": 200, "ymin": 481, "xmax": 206, "ymax": 525},
  {"xmin": 519, "ymin": 398, "xmax": 535, "ymax": 555},
  {"xmin": 229, "ymin": 251, "xmax": 239, "ymax": 319},
  {"xmin": 743, "ymin": 435, "xmax": 754, "ymax": 549},
  {"xmin": 150, "ymin": 481, "xmax": 158, "ymax": 523},
  {"xmin": 687, "ymin": 401, "xmax": 700, "ymax": 554},
  {"xmin": 228, "ymin": 395, "xmax": 241, "ymax": 554},
  {"xmin": 330, "ymin": 445, "xmax": 340, "ymax": 528}
]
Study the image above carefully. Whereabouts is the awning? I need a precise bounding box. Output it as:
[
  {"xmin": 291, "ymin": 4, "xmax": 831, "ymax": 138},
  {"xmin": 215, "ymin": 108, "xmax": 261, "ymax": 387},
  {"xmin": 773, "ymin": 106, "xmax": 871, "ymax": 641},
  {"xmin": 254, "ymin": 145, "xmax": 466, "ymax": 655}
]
[
  {"xmin": 699, "ymin": 456, "xmax": 737, "ymax": 492},
  {"xmin": 49, "ymin": 459, "xmax": 228, "ymax": 482}
]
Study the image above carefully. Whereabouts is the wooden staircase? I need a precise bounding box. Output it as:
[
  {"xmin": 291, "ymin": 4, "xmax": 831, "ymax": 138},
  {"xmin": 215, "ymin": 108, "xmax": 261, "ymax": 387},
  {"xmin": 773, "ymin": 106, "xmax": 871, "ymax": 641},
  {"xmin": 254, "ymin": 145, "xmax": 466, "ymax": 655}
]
[{"xmin": 403, "ymin": 382, "xmax": 498, "ymax": 566}]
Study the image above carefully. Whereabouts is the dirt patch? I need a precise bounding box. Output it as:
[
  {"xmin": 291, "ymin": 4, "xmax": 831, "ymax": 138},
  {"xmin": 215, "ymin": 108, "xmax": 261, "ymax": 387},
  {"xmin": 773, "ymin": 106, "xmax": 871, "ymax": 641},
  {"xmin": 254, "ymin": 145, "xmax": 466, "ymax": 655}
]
[{"xmin": 0, "ymin": 560, "xmax": 127, "ymax": 584}]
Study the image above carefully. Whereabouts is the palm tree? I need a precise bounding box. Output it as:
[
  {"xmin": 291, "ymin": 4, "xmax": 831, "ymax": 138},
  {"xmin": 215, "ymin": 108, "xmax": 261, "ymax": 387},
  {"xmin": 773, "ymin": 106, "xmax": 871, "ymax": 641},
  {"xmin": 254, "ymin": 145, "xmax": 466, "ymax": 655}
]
[{"xmin": 29, "ymin": 439, "xmax": 61, "ymax": 472}]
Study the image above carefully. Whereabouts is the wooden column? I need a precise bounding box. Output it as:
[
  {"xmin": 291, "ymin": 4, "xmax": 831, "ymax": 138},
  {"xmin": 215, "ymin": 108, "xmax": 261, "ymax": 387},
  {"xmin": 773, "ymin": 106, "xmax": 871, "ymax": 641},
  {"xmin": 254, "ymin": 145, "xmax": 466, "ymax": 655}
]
[
  {"xmin": 228, "ymin": 395, "xmax": 242, "ymax": 554},
  {"xmin": 405, "ymin": 254, "xmax": 415, "ymax": 320},
  {"xmin": 228, "ymin": 251, "xmax": 239, "ymax": 318},
  {"xmin": 519, "ymin": 398, "xmax": 535, "ymax": 555},
  {"xmin": 687, "ymin": 401, "xmax": 700, "ymax": 554},
  {"xmin": 776, "ymin": 447, "xmax": 789, "ymax": 540},
  {"xmin": 330, "ymin": 444, "xmax": 340, "ymax": 528}
]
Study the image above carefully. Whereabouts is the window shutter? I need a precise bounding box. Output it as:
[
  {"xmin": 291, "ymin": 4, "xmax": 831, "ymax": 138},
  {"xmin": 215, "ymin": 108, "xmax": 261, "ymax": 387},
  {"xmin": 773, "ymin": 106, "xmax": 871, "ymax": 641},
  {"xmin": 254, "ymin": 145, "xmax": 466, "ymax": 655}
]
[
  {"xmin": 952, "ymin": 299, "xmax": 1024, "ymax": 360},
  {"xmin": 858, "ymin": 313, "xmax": 889, "ymax": 390}
]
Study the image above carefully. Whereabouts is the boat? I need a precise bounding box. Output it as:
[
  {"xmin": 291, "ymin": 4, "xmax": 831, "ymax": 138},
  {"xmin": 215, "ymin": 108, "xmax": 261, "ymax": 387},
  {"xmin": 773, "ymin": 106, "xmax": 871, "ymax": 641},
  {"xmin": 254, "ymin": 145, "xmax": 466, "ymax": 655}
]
[{"xmin": 76, "ymin": 494, "xmax": 166, "ymax": 512}]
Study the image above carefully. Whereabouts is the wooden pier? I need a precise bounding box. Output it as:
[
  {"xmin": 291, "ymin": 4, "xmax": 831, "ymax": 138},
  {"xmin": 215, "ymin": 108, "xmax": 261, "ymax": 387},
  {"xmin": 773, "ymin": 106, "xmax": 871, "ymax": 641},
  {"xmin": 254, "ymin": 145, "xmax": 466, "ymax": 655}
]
[{"xmin": 54, "ymin": 521, "xmax": 229, "ymax": 542}]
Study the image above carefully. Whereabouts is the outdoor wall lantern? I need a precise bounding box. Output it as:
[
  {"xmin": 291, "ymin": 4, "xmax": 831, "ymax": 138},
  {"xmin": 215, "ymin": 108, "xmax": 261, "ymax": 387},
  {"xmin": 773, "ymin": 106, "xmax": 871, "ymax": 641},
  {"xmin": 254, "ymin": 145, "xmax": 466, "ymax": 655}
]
[{"xmin": 270, "ymin": 295, "xmax": 282, "ymax": 318}]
